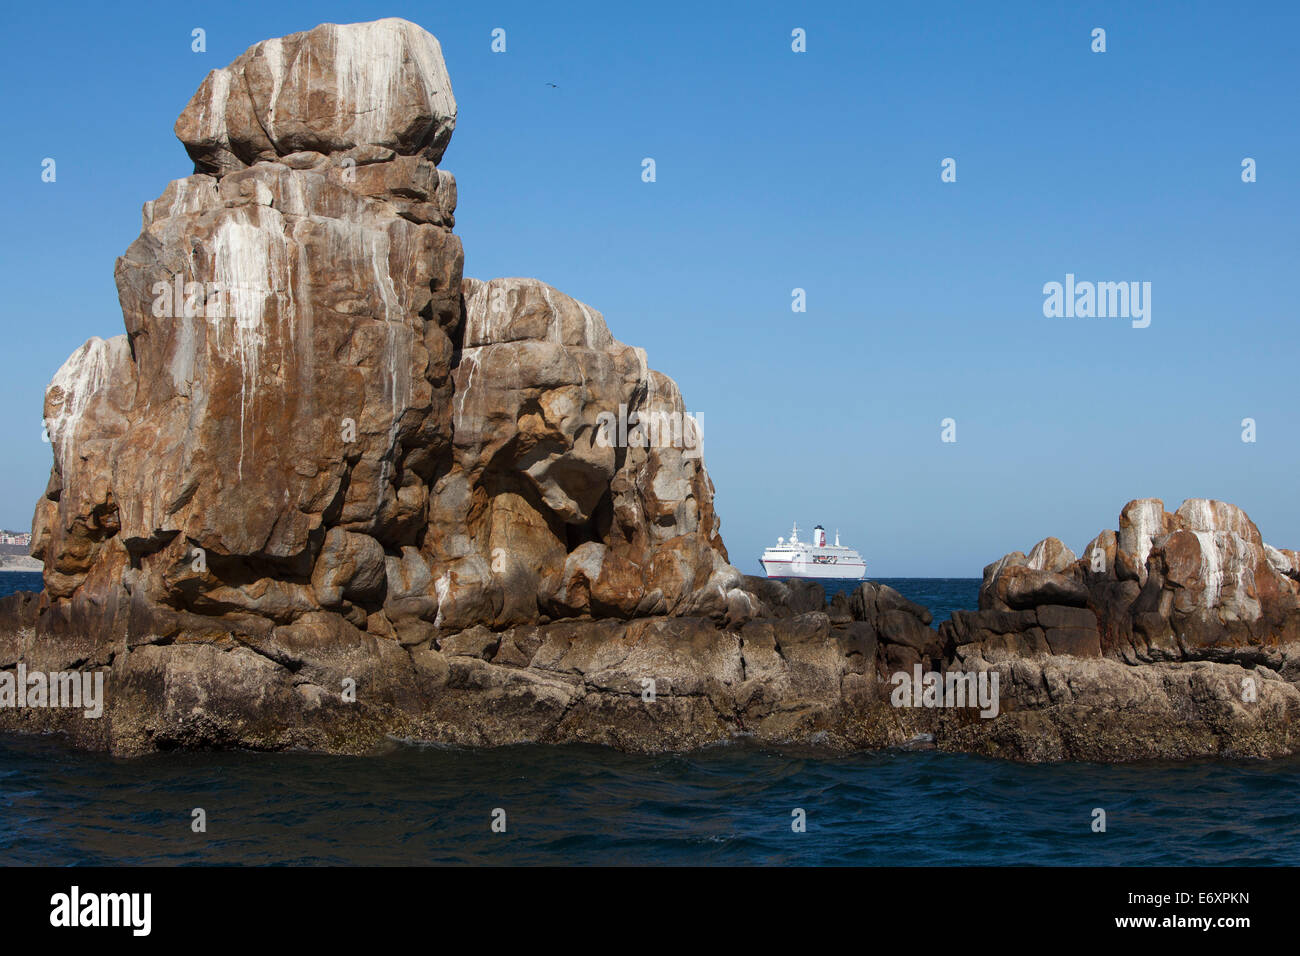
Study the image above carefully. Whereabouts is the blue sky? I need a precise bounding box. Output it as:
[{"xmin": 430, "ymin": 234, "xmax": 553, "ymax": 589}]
[{"xmin": 2, "ymin": 0, "xmax": 1297, "ymax": 575}]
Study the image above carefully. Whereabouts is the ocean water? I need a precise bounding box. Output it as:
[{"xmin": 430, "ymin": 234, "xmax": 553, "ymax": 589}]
[
  {"xmin": 0, "ymin": 572, "xmax": 42, "ymax": 599},
  {"xmin": 2, "ymin": 735, "xmax": 1297, "ymax": 865},
  {"xmin": 1, "ymin": 571, "xmax": 1296, "ymax": 866}
]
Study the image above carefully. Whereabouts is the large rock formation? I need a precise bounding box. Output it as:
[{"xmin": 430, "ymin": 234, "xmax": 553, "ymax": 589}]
[
  {"xmin": 939, "ymin": 498, "xmax": 1300, "ymax": 760},
  {"xmin": 0, "ymin": 18, "xmax": 794, "ymax": 755},
  {"xmin": 5, "ymin": 20, "xmax": 1300, "ymax": 763},
  {"xmin": 28, "ymin": 18, "xmax": 738, "ymax": 663}
]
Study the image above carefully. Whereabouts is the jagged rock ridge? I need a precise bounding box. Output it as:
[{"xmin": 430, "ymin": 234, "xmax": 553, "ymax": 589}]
[{"xmin": 940, "ymin": 498, "xmax": 1300, "ymax": 760}]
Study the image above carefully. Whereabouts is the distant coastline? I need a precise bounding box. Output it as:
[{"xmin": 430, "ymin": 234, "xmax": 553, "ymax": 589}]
[
  {"xmin": 0, "ymin": 556, "xmax": 40, "ymax": 572},
  {"xmin": 0, "ymin": 537, "xmax": 36, "ymax": 573}
]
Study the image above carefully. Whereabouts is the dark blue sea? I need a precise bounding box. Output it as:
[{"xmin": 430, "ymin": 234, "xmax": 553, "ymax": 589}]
[{"xmin": 2, "ymin": 571, "xmax": 1297, "ymax": 866}]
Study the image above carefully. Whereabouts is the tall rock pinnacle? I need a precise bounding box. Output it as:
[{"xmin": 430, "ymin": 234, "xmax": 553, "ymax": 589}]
[{"xmin": 30, "ymin": 16, "xmax": 740, "ymax": 705}]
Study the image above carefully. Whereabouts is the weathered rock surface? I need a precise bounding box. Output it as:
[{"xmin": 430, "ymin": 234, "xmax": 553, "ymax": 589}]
[
  {"xmin": 0, "ymin": 18, "xmax": 772, "ymax": 756},
  {"xmin": 429, "ymin": 276, "xmax": 735, "ymax": 630},
  {"xmin": 27, "ymin": 19, "xmax": 738, "ymax": 670},
  {"xmin": 0, "ymin": 578, "xmax": 943, "ymax": 756},
  {"xmin": 175, "ymin": 18, "xmax": 457, "ymax": 175},
  {"xmin": 5, "ymin": 20, "xmax": 1300, "ymax": 764},
  {"xmin": 939, "ymin": 498, "xmax": 1300, "ymax": 760}
]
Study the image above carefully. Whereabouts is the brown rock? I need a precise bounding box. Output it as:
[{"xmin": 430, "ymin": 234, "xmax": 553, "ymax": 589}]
[
  {"xmin": 1035, "ymin": 605, "xmax": 1098, "ymax": 631},
  {"xmin": 175, "ymin": 18, "xmax": 457, "ymax": 175},
  {"xmin": 995, "ymin": 566, "xmax": 1089, "ymax": 610},
  {"xmin": 1043, "ymin": 627, "xmax": 1102, "ymax": 658}
]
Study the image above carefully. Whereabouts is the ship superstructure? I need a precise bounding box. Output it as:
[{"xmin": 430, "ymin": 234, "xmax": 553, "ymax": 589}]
[{"xmin": 759, "ymin": 523, "xmax": 866, "ymax": 580}]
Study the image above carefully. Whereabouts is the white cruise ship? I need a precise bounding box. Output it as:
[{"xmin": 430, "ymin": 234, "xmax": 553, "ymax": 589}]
[{"xmin": 759, "ymin": 523, "xmax": 866, "ymax": 580}]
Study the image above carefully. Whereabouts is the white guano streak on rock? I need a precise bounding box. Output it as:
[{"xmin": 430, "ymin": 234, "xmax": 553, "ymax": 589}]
[
  {"xmin": 1191, "ymin": 530, "xmax": 1226, "ymax": 608},
  {"xmin": 1180, "ymin": 498, "xmax": 1218, "ymax": 533},
  {"xmin": 169, "ymin": 314, "xmax": 196, "ymax": 392},
  {"xmin": 402, "ymin": 21, "xmax": 455, "ymax": 119},
  {"xmin": 170, "ymin": 234, "xmax": 205, "ymax": 394},
  {"xmin": 466, "ymin": 279, "xmax": 491, "ymax": 346},
  {"xmin": 577, "ymin": 301, "xmax": 596, "ymax": 347},
  {"xmin": 1189, "ymin": 528, "xmax": 1260, "ymax": 619},
  {"xmin": 1265, "ymin": 543, "xmax": 1294, "ymax": 575},
  {"xmin": 541, "ymin": 282, "xmax": 561, "ymax": 345},
  {"xmin": 48, "ymin": 337, "xmax": 112, "ymax": 477},
  {"xmin": 152, "ymin": 177, "xmax": 218, "ymax": 229},
  {"xmin": 329, "ymin": 20, "xmax": 418, "ymax": 146},
  {"xmin": 1127, "ymin": 500, "xmax": 1164, "ymax": 581},
  {"xmin": 290, "ymin": 220, "xmax": 314, "ymax": 380},
  {"xmin": 453, "ymin": 286, "xmax": 485, "ymax": 435},
  {"xmin": 432, "ymin": 572, "xmax": 450, "ymax": 628},
  {"xmin": 540, "ymin": 283, "xmax": 585, "ymax": 390},
  {"xmin": 212, "ymin": 213, "xmax": 283, "ymax": 479},
  {"xmin": 632, "ymin": 347, "xmax": 649, "ymax": 390},
  {"xmin": 198, "ymin": 69, "xmax": 231, "ymax": 141},
  {"xmin": 260, "ymin": 38, "xmax": 284, "ymax": 140},
  {"xmin": 369, "ymin": 230, "xmax": 408, "ymax": 503},
  {"xmin": 1026, "ymin": 540, "xmax": 1047, "ymax": 571},
  {"xmin": 454, "ymin": 281, "xmax": 482, "ymax": 427},
  {"xmin": 285, "ymin": 169, "xmax": 309, "ymax": 218},
  {"xmin": 1179, "ymin": 499, "xmax": 1262, "ymax": 616}
]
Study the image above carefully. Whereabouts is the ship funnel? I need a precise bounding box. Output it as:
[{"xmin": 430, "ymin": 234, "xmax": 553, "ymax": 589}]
[{"xmin": 814, "ymin": 525, "xmax": 826, "ymax": 547}]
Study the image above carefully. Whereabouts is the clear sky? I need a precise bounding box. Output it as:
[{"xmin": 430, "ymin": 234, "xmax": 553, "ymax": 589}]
[{"xmin": 2, "ymin": 0, "xmax": 1297, "ymax": 575}]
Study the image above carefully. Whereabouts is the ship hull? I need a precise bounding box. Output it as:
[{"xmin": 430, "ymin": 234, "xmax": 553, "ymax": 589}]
[{"xmin": 759, "ymin": 558, "xmax": 866, "ymax": 581}]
